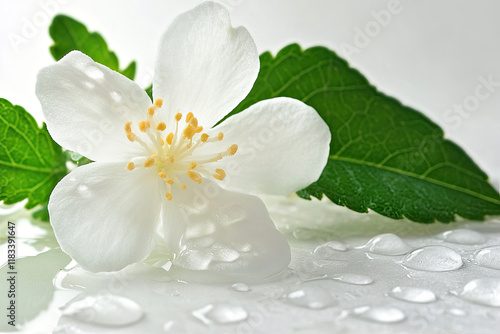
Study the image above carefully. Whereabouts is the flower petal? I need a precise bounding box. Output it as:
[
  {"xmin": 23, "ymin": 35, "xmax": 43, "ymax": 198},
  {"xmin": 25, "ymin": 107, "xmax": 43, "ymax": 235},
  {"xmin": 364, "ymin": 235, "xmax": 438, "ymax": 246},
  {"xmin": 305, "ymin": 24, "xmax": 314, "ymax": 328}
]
[
  {"xmin": 160, "ymin": 182, "xmax": 290, "ymax": 282},
  {"xmin": 199, "ymin": 97, "xmax": 331, "ymax": 195},
  {"xmin": 49, "ymin": 162, "xmax": 162, "ymax": 272},
  {"xmin": 36, "ymin": 51, "xmax": 151, "ymax": 162},
  {"xmin": 153, "ymin": 1, "xmax": 259, "ymax": 128}
]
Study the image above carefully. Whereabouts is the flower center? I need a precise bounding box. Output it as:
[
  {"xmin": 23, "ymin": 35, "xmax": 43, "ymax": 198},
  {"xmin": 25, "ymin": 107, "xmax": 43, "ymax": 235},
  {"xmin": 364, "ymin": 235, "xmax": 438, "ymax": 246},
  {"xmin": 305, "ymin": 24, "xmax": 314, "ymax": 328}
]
[{"xmin": 123, "ymin": 98, "xmax": 237, "ymax": 200}]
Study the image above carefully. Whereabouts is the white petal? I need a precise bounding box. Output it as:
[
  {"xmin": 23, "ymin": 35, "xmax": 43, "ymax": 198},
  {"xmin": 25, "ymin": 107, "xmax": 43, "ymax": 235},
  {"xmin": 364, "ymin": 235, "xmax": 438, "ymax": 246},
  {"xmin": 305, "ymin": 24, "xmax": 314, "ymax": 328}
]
[
  {"xmin": 161, "ymin": 182, "xmax": 290, "ymax": 282},
  {"xmin": 153, "ymin": 1, "xmax": 259, "ymax": 128},
  {"xmin": 36, "ymin": 51, "xmax": 152, "ymax": 162},
  {"xmin": 199, "ymin": 97, "xmax": 331, "ymax": 195},
  {"xmin": 49, "ymin": 162, "xmax": 162, "ymax": 272}
]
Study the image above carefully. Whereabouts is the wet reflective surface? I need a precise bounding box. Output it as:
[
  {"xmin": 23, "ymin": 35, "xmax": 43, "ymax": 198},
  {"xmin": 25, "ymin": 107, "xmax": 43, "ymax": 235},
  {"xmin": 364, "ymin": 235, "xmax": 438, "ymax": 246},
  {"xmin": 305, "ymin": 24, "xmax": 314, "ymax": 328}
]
[{"xmin": 2, "ymin": 196, "xmax": 500, "ymax": 333}]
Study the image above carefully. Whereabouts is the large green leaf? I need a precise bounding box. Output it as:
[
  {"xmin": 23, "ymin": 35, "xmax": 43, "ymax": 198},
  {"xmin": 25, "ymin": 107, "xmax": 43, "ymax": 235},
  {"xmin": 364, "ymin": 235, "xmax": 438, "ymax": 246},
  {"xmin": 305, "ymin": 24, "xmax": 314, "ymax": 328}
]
[
  {"xmin": 49, "ymin": 15, "xmax": 136, "ymax": 80},
  {"xmin": 0, "ymin": 98, "xmax": 67, "ymax": 211},
  {"xmin": 228, "ymin": 44, "xmax": 500, "ymax": 223}
]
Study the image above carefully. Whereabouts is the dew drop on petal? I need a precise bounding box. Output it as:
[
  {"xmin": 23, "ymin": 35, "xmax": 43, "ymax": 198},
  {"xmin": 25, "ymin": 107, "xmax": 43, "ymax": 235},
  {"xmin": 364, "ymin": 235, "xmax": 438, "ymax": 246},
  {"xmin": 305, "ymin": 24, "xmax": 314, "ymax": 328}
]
[
  {"xmin": 285, "ymin": 285, "xmax": 337, "ymax": 309},
  {"xmin": 437, "ymin": 229, "xmax": 486, "ymax": 245},
  {"xmin": 163, "ymin": 320, "xmax": 186, "ymax": 332},
  {"xmin": 352, "ymin": 306, "xmax": 406, "ymax": 323},
  {"xmin": 472, "ymin": 245, "xmax": 500, "ymax": 270},
  {"xmin": 459, "ymin": 278, "xmax": 500, "ymax": 307},
  {"xmin": 77, "ymin": 184, "xmax": 91, "ymax": 198},
  {"xmin": 402, "ymin": 246, "xmax": 463, "ymax": 271},
  {"xmin": 84, "ymin": 65, "xmax": 105, "ymax": 79},
  {"xmin": 232, "ymin": 283, "xmax": 250, "ymax": 292},
  {"xmin": 363, "ymin": 233, "xmax": 412, "ymax": 255},
  {"xmin": 61, "ymin": 294, "xmax": 143, "ymax": 326},
  {"xmin": 447, "ymin": 308, "xmax": 467, "ymax": 316},
  {"xmin": 389, "ymin": 286, "xmax": 437, "ymax": 303},
  {"xmin": 192, "ymin": 303, "xmax": 248, "ymax": 325},
  {"xmin": 331, "ymin": 273, "xmax": 373, "ymax": 285}
]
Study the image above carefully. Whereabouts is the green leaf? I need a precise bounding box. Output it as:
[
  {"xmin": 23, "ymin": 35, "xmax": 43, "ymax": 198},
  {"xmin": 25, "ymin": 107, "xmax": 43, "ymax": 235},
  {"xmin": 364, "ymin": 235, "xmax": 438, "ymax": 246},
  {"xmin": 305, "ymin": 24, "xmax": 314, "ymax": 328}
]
[
  {"xmin": 64, "ymin": 151, "xmax": 93, "ymax": 167},
  {"xmin": 145, "ymin": 84, "xmax": 153, "ymax": 100},
  {"xmin": 49, "ymin": 15, "xmax": 136, "ymax": 80},
  {"xmin": 0, "ymin": 98, "xmax": 67, "ymax": 211},
  {"xmin": 229, "ymin": 44, "xmax": 500, "ymax": 223}
]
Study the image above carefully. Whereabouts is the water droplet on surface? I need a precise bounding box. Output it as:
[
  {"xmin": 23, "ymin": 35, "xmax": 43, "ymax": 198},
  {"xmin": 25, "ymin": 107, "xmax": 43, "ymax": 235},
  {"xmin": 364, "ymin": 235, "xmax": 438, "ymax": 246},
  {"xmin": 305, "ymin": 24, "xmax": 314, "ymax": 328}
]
[
  {"xmin": 192, "ymin": 303, "xmax": 248, "ymax": 325},
  {"xmin": 77, "ymin": 185, "xmax": 91, "ymax": 198},
  {"xmin": 331, "ymin": 273, "xmax": 373, "ymax": 285},
  {"xmin": 163, "ymin": 320, "xmax": 186, "ymax": 332},
  {"xmin": 352, "ymin": 306, "xmax": 405, "ymax": 323},
  {"xmin": 363, "ymin": 233, "xmax": 411, "ymax": 255},
  {"xmin": 285, "ymin": 285, "xmax": 337, "ymax": 309},
  {"xmin": 61, "ymin": 294, "xmax": 143, "ymax": 326},
  {"xmin": 447, "ymin": 308, "xmax": 467, "ymax": 316},
  {"xmin": 472, "ymin": 245, "xmax": 500, "ymax": 270},
  {"xmin": 459, "ymin": 278, "xmax": 500, "ymax": 307},
  {"xmin": 313, "ymin": 241, "xmax": 347, "ymax": 259},
  {"xmin": 389, "ymin": 286, "xmax": 436, "ymax": 303},
  {"xmin": 232, "ymin": 283, "xmax": 250, "ymax": 292},
  {"xmin": 437, "ymin": 229, "xmax": 486, "ymax": 245},
  {"xmin": 402, "ymin": 246, "xmax": 463, "ymax": 271}
]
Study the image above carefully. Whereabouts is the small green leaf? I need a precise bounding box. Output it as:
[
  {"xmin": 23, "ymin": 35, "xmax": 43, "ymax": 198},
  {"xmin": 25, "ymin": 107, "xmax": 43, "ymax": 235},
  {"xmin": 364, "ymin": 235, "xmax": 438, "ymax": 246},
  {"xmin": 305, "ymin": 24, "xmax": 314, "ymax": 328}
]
[
  {"xmin": 230, "ymin": 44, "xmax": 500, "ymax": 223},
  {"xmin": 49, "ymin": 15, "xmax": 136, "ymax": 80},
  {"xmin": 145, "ymin": 84, "xmax": 153, "ymax": 100},
  {"xmin": 0, "ymin": 98, "xmax": 67, "ymax": 211},
  {"xmin": 64, "ymin": 151, "xmax": 93, "ymax": 166}
]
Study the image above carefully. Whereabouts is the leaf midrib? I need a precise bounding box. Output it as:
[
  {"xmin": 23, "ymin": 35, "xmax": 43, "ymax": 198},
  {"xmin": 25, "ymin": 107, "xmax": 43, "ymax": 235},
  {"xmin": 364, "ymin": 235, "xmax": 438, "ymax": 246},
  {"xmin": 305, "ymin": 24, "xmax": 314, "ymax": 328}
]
[{"xmin": 330, "ymin": 155, "xmax": 500, "ymax": 206}]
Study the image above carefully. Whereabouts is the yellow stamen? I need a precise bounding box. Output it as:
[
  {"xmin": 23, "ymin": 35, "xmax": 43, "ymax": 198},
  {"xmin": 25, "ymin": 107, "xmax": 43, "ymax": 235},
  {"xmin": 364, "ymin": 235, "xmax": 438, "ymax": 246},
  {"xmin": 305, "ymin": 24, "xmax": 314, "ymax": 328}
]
[
  {"xmin": 227, "ymin": 144, "xmax": 238, "ymax": 156},
  {"xmin": 189, "ymin": 117, "xmax": 198, "ymax": 128},
  {"xmin": 144, "ymin": 157, "xmax": 155, "ymax": 167},
  {"xmin": 168, "ymin": 156, "xmax": 175, "ymax": 163},
  {"xmin": 158, "ymin": 172, "xmax": 167, "ymax": 179},
  {"xmin": 166, "ymin": 193, "xmax": 173, "ymax": 201},
  {"xmin": 166, "ymin": 179, "xmax": 174, "ymax": 184},
  {"xmin": 147, "ymin": 106, "xmax": 156, "ymax": 116},
  {"xmin": 126, "ymin": 162, "xmax": 135, "ymax": 171},
  {"xmin": 181, "ymin": 184, "xmax": 187, "ymax": 190},
  {"xmin": 127, "ymin": 133, "xmax": 136, "ymax": 142},
  {"xmin": 217, "ymin": 132, "xmax": 224, "ymax": 141},
  {"xmin": 175, "ymin": 112, "xmax": 182, "ymax": 122},
  {"xmin": 154, "ymin": 98, "xmax": 163, "ymax": 108},
  {"xmin": 186, "ymin": 112, "xmax": 194, "ymax": 123},
  {"xmin": 195, "ymin": 126, "xmax": 203, "ymax": 133},
  {"xmin": 124, "ymin": 121, "xmax": 132, "ymax": 134},
  {"xmin": 156, "ymin": 122, "xmax": 166, "ymax": 131},
  {"xmin": 189, "ymin": 162, "xmax": 197, "ymax": 169},
  {"xmin": 183, "ymin": 125, "xmax": 196, "ymax": 140},
  {"xmin": 201, "ymin": 133, "xmax": 209, "ymax": 142},
  {"xmin": 160, "ymin": 138, "xmax": 165, "ymax": 146},
  {"xmin": 187, "ymin": 171, "xmax": 202, "ymax": 184},
  {"xmin": 213, "ymin": 168, "xmax": 226, "ymax": 181},
  {"xmin": 139, "ymin": 120, "xmax": 150, "ymax": 132},
  {"xmin": 166, "ymin": 133, "xmax": 174, "ymax": 145}
]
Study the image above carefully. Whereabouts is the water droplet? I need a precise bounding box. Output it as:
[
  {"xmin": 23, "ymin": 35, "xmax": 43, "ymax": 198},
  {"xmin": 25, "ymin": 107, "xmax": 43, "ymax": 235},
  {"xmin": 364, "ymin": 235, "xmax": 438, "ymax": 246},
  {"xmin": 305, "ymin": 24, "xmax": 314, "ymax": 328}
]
[
  {"xmin": 447, "ymin": 308, "xmax": 467, "ymax": 316},
  {"xmin": 459, "ymin": 278, "xmax": 500, "ymax": 307},
  {"xmin": 163, "ymin": 320, "xmax": 185, "ymax": 332},
  {"xmin": 192, "ymin": 303, "xmax": 248, "ymax": 325},
  {"xmin": 232, "ymin": 283, "xmax": 250, "ymax": 292},
  {"xmin": 77, "ymin": 185, "xmax": 91, "ymax": 198},
  {"xmin": 331, "ymin": 273, "xmax": 373, "ymax": 285},
  {"xmin": 313, "ymin": 241, "xmax": 347, "ymax": 259},
  {"xmin": 285, "ymin": 285, "xmax": 337, "ymax": 309},
  {"xmin": 352, "ymin": 306, "xmax": 405, "ymax": 323},
  {"xmin": 437, "ymin": 229, "xmax": 486, "ymax": 245},
  {"xmin": 472, "ymin": 245, "xmax": 500, "ymax": 270},
  {"xmin": 61, "ymin": 294, "xmax": 142, "ymax": 326},
  {"xmin": 389, "ymin": 286, "xmax": 436, "ymax": 303},
  {"xmin": 402, "ymin": 246, "xmax": 463, "ymax": 271},
  {"xmin": 363, "ymin": 233, "xmax": 411, "ymax": 255}
]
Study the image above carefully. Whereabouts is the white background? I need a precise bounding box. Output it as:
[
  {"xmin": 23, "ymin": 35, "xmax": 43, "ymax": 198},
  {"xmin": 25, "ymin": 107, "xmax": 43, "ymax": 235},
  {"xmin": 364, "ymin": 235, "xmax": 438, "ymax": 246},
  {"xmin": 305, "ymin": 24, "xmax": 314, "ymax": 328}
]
[{"xmin": 1, "ymin": 0, "xmax": 499, "ymax": 185}]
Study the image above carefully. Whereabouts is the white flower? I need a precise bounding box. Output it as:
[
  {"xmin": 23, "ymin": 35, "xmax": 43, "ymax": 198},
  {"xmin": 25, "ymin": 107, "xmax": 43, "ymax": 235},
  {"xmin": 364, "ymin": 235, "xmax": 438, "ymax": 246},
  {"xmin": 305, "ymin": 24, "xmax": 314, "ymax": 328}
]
[{"xmin": 35, "ymin": 2, "xmax": 330, "ymax": 280}]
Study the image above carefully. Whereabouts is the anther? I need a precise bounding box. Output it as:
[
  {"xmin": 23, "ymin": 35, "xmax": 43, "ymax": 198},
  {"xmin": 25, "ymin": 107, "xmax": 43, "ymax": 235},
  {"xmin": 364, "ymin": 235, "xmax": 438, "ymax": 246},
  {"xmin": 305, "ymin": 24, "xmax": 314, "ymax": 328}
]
[
  {"xmin": 187, "ymin": 171, "xmax": 202, "ymax": 184},
  {"xmin": 154, "ymin": 98, "xmax": 163, "ymax": 108},
  {"xmin": 166, "ymin": 133, "xmax": 174, "ymax": 145},
  {"xmin": 227, "ymin": 144, "xmax": 238, "ymax": 156},
  {"xmin": 147, "ymin": 106, "xmax": 156, "ymax": 116},
  {"xmin": 181, "ymin": 184, "xmax": 187, "ymax": 190},
  {"xmin": 126, "ymin": 162, "xmax": 135, "ymax": 171},
  {"xmin": 158, "ymin": 172, "xmax": 167, "ymax": 179},
  {"xmin": 218, "ymin": 132, "xmax": 224, "ymax": 141},
  {"xmin": 189, "ymin": 162, "xmax": 197, "ymax": 169},
  {"xmin": 165, "ymin": 193, "xmax": 173, "ymax": 201},
  {"xmin": 156, "ymin": 122, "xmax": 166, "ymax": 131},
  {"xmin": 201, "ymin": 133, "xmax": 209, "ymax": 142},
  {"xmin": 166, "ymin": 179, "xmax": 174, "ymax": 184},
  {"xmin": 168, "ymin": 156, "xmax": 175, "ymax": 163},
  {"xmin": 144, "ymin": 157, "xmax": 155, "ymax": 167},
  {"xmin": 175, "ymin": 112, "xmax": 182, "ymax": 122},
  {"xmin": 213, "ymin": 168, "xmax": 226, "ymax": 181},
  {"xmin": 189, "ymin": 117, "xmax": 198, "ymax": 128},
  {"xmin": 186, "ymin": 112, "xmax": 194, "ymax": 123},
  {"xmin": 183, "ymin": 125, "xmax": 196, "ymax": 139},
  {"xmin": 195, "ymin": 126, "xmax": 203, "ymax": 133},
  {"xmin": 124, "ymin": 121, "xmax": 132, "ymax": 133},
  {"xmin": 127, "ymin": 133, "xmax": 136, "ymax": 142},
  {"xmin": 139, "ymin": 120, "xmax": 150, "ymax": 132}
]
